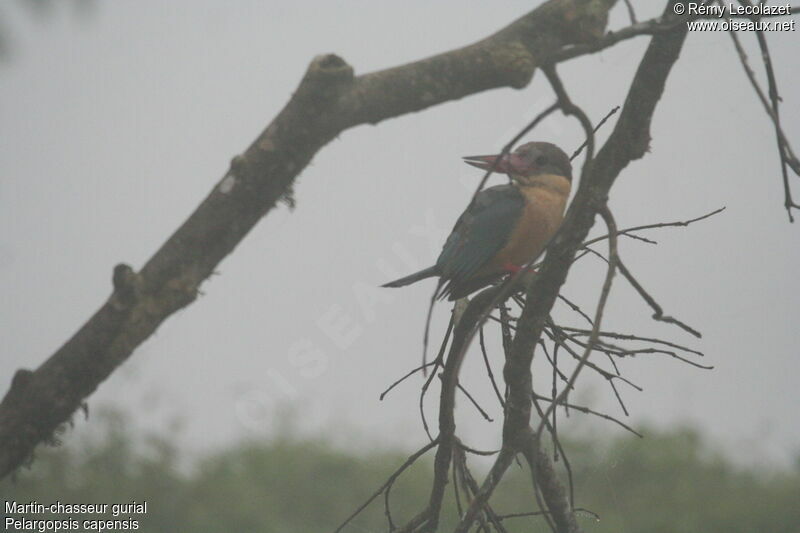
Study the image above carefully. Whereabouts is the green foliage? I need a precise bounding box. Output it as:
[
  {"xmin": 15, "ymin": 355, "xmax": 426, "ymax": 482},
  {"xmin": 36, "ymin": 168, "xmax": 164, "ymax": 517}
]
[{"xmin": 2, "ymin": 413, "xmax": 798, "ymax": 532}]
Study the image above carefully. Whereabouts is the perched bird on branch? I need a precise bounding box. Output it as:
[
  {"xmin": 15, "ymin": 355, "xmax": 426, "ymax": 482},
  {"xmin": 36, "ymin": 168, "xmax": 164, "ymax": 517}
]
[{"xmin": 383, "ymin": 142, "xmax": 572, "ymax": 300}]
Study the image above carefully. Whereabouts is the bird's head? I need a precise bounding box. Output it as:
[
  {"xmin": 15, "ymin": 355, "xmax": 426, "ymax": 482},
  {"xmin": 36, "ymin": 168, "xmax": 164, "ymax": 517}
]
[{"xmin": 462, "ymin": 142, "xmax": 572, "ymax": 186}]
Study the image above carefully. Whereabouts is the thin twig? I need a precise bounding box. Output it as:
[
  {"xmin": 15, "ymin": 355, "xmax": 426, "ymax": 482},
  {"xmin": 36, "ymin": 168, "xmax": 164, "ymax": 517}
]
[
  {"xmin": 536, "ymin": 206, "xmax": 618, "ymax": 440},
  {"xmin": 381, "ymin": 362, "xmax": 438, "ymax": 400},
  {"xmin": 496, "ymin": 508, "xmax": 600, "ymax": 523},
  {"xmin": 479, "ymin": 326, "xmax": 506, "ymax": 408},
  {"xmin": 333, "ymin": 439, "xmax": 439, "ymax": 533},
  {"xmin": 727, "ymin": 26, "xmax": 800, "ymax": 220},
  {"xmin": 456, "ymin": 382, "xmax": 494, "ymax": 422},
  {"xmin": 570, "ymin": 106, "xmax": 620, "ymax": 161},
  {"xmin": 582, "ymin": 207, "xmax": 726, "ymax": 248},
  {"xmin": 562, "ymin": 327, "xmax": 704, "ymax": 356},
  {"xmin": 622, "ymin": 0, "xmax": 638, "ymax": 24},
  {"xmin": 544, "ymin": 325, "xmax": 642, "ymax": 392},
  {"xmin": 557, "ymin": 294, "xmax": 594, "ymax": 326},
  {"xmin": 419, "ymin": 316, "xmax": 454, "ymax": 440},
  {"xmin": 471, "ymin": 103, "xmax": 561, "ymax": 200},
  {"xmin": 616, "ymin": 258, "xmax": 702, "ymax": 338},
  {"xmin": 533, "ymin": 393, "xmax": 642, "ymax": 438}
]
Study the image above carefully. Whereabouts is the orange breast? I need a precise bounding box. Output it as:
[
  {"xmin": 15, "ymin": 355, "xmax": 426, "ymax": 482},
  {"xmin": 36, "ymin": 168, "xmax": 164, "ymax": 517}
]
[{"xmin": 478, "ymin": 180, "xmax": 568, "ymax": 276}]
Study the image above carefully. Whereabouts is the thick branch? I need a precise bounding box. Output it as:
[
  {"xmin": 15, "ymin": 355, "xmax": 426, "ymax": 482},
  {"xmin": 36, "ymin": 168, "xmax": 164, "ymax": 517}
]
[
  {"xmin": 396, "ymin": 288, "xmax": 501, "ymax": 533},
  {"xmin": 523, "ymin": 438, "xmax": 582, "ymax": 533},
  {"xmin": 0, "ymin": 0, "xmax": 618, "ymax": 478},
  {"xmin": 455, "ymin": 2, "xmax": 688, "ymax": 530}
]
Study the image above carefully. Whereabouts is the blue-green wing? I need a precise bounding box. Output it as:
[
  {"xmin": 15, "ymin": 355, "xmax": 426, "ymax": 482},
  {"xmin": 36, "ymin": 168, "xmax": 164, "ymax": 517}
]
[{"xmin": 436, "ymin": 185, "xmax": 524, "ymax": 298}]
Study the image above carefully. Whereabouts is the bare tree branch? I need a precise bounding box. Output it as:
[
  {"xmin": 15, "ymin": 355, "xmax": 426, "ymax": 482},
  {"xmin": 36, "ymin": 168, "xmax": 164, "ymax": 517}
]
[
  {"xmin": 535, "ymin": 206, "xmax": 619, "ymax": 440},
  {"xmin": 398, "ymin": 288, "xmax": 503, "ymax": 533},
  {"xmin": 333, "ymin": 438, "xmax": 440, "ymax": 533},
  {"xmin": 0, "ymin": 0, "xmax": 620, "ymax": 479},
  {"xmin": 726, "ymin": 2, "xmax": 800, "ymax": 221},
  {"xmin": 552, "ymin": 4, "xmax": 797, "ymax": 63},
  {"xmin": 523, "ymin": 437, "xmax": 582, "ymax": 533},
  {"xmin": 337, "ymin": 1, "xmax": 795, "ymax": 530},
  {"xmin": 454, "ymin": 3, "xmax": 689, "ymax": 530}
]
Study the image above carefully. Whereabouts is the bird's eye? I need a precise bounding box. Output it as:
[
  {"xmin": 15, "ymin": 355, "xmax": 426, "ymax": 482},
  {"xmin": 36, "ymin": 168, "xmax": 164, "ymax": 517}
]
[{"xmin": 535, "ymin": 155, "xmax": 548, "ymax": 166}]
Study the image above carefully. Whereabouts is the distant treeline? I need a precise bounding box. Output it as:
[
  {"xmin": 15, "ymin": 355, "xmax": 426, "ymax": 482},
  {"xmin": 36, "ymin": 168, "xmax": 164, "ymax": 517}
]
[{"xmin": 3, "ymin": 409, "xmax": 798, "ymax": 532}]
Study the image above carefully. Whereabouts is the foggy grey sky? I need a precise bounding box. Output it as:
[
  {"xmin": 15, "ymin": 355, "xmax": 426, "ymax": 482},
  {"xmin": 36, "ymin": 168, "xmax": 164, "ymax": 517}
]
[{"xmin": 2, "ymin": 1, "xmax": 798, "ymax": 466}]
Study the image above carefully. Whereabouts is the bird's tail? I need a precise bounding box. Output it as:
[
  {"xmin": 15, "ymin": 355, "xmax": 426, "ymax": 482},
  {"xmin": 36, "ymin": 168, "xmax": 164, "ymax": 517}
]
[{"xmin": 382, "ymin": 266, "xmax": 438, "ymax": 288}]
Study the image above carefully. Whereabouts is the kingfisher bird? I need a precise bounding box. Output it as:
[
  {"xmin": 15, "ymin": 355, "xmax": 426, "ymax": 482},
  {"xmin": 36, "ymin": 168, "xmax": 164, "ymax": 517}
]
[{"xmin": 382, "ymin": 142, "xmax": 572, "ymax": 300}]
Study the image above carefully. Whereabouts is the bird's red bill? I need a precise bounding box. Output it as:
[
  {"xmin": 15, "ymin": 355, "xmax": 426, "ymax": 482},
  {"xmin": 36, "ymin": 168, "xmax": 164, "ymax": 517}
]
[{"xmin": 462, "ymin": 153, "xmax": 511, "ymax": 173}]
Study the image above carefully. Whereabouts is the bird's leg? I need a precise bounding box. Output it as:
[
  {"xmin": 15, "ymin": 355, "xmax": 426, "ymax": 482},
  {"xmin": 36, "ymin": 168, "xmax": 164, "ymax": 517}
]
[{"xmin": 502, "ymin": 263, "xmax": 523, "ymax": 274}]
